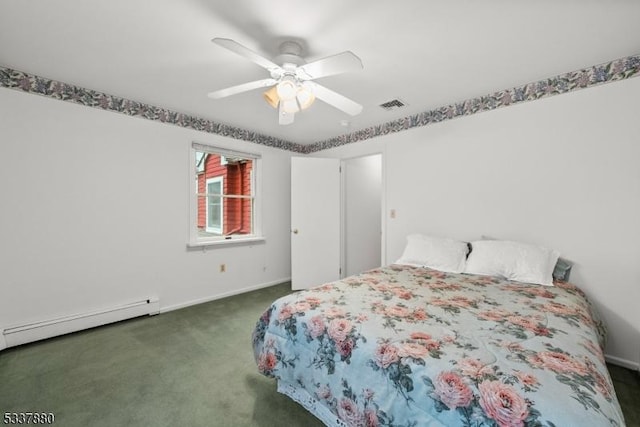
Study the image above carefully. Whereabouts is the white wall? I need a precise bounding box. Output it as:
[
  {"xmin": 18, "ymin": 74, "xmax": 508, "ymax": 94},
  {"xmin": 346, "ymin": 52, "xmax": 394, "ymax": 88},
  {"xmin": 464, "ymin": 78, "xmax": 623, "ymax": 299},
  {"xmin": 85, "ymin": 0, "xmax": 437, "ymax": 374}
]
[
  {"xmin": 0, "ymin": 88, "xmax": 292, "ymax": 337},
  {"xmin": 315, "ymin": 77, "xmax": 640, "ymax": 369}
]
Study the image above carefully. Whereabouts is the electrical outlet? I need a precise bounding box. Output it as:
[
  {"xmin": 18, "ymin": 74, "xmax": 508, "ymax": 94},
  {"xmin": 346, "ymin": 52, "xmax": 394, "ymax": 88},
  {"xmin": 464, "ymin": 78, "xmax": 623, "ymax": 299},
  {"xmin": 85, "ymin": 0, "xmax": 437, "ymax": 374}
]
[{"xmin": 220, "ymin": 264, "xmax": 226, "ymax": 273}]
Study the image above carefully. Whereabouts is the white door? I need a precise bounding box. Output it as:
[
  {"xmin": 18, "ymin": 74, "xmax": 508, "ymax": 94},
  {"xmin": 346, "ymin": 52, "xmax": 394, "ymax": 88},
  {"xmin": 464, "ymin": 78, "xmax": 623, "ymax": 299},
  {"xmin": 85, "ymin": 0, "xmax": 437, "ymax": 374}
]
[{"xmin": 291, "ymin": 157, "xmax": 341, "ymax": 290}]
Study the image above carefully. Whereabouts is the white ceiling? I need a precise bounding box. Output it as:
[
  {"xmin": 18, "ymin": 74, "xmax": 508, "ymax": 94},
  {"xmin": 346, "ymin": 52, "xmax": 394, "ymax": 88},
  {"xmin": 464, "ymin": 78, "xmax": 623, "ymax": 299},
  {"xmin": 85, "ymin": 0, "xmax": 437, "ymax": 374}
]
[{"xmin": 1, "ymin": 0, "xmax": 639, "ymax": 145}]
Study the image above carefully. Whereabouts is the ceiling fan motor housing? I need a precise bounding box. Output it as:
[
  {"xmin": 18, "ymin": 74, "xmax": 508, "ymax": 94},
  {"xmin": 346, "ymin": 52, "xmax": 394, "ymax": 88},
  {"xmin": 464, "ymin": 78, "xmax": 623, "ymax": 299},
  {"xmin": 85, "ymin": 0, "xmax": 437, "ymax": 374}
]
[{"xmin": 275, "ymin": 41, "xmax": 306, "ymax": 67}]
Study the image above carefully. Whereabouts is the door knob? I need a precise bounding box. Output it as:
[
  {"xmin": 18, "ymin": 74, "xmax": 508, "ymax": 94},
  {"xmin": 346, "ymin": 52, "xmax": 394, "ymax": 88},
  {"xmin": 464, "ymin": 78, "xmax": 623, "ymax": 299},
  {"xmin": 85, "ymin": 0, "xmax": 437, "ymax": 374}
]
[{"xmin": 292, "ymin": 229, "xmax": 299, "ymax": 234}]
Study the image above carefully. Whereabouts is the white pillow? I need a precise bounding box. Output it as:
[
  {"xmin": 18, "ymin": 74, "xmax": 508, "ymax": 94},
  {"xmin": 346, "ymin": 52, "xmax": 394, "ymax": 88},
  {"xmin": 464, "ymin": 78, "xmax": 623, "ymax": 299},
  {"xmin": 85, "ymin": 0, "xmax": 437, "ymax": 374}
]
[
  {"xmin": 396, "ymin": 234, "xmax": 469, "ymax": 273},
  {"xmin": 464, "ymin": 240, "xmax": 560, "ymax": 286}
]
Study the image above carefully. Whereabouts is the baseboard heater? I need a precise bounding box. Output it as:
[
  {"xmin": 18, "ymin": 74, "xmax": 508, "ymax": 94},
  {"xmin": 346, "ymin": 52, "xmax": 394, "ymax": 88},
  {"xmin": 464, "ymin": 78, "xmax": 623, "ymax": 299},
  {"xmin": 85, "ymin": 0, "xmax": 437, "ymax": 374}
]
[{"xmin": 2, "ymin": 297, "xmax": 160, "ymax": 349}]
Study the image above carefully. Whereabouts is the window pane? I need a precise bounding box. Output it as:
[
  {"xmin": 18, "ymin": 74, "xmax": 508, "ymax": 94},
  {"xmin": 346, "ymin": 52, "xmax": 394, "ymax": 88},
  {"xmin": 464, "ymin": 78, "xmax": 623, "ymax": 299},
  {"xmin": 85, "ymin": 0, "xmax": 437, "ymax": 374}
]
[
  {"xmin": 222, "ymin": 158, "xmax": 253, "ymax": 197},
  {"xmin": 195, "ymin": 151, "xmax": 206, "ymax": 173},
  {"xmin": 222, "ymin": 195, "xmax": 251, "ymax": 235},
  {"xmin": 194, "ymin": 147, "xmax": 255, "ymax": 240}
]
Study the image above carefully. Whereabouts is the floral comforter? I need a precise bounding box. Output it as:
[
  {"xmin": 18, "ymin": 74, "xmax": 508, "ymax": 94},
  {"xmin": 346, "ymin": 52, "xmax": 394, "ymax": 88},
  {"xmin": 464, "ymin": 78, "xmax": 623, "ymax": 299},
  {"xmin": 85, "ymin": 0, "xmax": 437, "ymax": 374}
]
[{"xmin": 252, "ymin": 265, "xmax": 625, "ymax": 427}]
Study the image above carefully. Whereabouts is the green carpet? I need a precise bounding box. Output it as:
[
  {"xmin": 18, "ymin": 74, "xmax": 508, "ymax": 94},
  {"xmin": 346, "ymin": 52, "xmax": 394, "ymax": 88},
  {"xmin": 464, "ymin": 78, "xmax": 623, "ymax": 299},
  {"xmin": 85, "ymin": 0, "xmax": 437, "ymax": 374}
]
[{"xmin": 1, "ymin": 282, "xmax": 638, "ymax": 426}]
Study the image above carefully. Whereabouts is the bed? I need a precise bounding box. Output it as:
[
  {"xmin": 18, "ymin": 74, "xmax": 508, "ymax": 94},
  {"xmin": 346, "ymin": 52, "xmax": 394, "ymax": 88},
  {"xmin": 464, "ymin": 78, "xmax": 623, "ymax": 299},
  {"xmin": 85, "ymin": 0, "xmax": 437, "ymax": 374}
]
[{"xmin": 252, "ymin": 237, "xmax": 625, "ymax": 427}]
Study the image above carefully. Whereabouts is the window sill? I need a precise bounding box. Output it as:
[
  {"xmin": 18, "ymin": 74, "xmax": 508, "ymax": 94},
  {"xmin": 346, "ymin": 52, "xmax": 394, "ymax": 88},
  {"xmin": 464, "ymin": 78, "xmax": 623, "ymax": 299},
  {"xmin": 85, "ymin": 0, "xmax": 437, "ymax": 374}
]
[{"xmin": 187, "ymin": 236, "xmax": 265, "ymax": 249}]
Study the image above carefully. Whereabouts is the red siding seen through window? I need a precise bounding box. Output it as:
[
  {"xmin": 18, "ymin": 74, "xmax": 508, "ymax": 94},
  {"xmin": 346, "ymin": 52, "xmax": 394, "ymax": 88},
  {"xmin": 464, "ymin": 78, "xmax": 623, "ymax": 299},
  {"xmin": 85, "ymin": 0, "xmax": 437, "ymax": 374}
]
[{"xmin": 196, "ymin": 153, "xmax": 252, "ymax": 236}]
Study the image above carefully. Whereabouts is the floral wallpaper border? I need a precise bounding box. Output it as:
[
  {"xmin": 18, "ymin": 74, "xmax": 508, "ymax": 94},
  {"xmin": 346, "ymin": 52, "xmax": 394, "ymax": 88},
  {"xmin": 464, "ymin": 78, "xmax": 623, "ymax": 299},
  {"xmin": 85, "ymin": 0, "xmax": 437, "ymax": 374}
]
[
  {"xmin": 303, "ymin": 54, "xmax": 640, "ymax": 153},
  {"xmin": 1, "ymin": 53, "xmax": 639, "ymax": 155},
  {"xmin": 0, "ymin": 67, "xmax": 306, "ymax": 153}
]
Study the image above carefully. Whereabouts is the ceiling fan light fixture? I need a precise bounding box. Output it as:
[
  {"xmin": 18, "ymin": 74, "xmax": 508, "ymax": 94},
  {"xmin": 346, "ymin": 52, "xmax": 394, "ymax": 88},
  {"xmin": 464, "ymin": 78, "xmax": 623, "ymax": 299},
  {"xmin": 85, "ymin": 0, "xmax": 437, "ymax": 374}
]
[
  {"xmin": 276, "ymin": 76, "xmax": 298, "ymax": 101},
  {"xmin": 264, "ymin": 79, "xmax": 315, "ymax": 112},
  {"xmin": 296, "ymin": 85, "xmax": 315, "ymax": 110},
  {"xmin": 263, "ymin": 86, "xmax": 279, "ymax": 108}
]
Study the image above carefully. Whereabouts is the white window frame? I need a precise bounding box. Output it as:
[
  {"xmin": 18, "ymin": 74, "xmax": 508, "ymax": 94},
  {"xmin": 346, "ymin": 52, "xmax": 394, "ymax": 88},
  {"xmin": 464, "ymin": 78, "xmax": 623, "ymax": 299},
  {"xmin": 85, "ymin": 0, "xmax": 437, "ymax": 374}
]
[{"xmin": 188, "ymin": 142, "xmax": 263, "ymax": 247}]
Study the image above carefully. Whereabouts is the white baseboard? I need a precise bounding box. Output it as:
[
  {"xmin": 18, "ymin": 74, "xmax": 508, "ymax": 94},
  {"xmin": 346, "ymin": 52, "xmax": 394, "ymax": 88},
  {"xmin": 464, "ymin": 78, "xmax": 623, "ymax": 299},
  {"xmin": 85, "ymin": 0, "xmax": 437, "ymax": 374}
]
[
  {"xmin": 0, "ymin": 280, "xmax": 290, "ymax": 352},
  {"xmin": 160, "ymin": 277, "xmax": 291, "ymax": 314},
  {"xmin": 1, "ymin": 297, "xmax": 160, "ymax": 350},
  {"xmin": 605, "ymin": 353, "xmax": 640, "ymax": 371}
]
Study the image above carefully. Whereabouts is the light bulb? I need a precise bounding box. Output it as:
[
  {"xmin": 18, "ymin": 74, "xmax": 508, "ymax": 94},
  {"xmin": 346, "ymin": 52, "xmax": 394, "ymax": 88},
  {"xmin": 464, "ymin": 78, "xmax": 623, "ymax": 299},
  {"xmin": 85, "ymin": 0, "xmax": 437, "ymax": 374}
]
[{"xmin": 276, "ymin": 77, "xmax": 297, "ymax": 101}]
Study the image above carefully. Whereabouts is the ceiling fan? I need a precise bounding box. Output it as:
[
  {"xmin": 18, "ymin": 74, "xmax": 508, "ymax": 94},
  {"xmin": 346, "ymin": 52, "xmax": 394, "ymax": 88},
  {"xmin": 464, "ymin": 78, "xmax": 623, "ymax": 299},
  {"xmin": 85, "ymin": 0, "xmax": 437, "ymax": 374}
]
[{"xmin": 208, "ymin": 38, "xmax": 364, "ymax": 125}]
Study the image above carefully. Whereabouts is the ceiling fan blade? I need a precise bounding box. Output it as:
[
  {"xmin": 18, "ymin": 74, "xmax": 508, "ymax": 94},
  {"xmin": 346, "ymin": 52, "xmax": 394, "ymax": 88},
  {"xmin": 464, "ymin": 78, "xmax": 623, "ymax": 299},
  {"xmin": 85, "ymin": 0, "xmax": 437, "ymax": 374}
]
[
  {"xmin": 279, "ymin": 103, "xmax": 295, "ymax": 125},
  {"xmin": 212, "ymin": 38, "xmax": 281, "ymax": 73},
  {"xmin": 208, "ymin": 78, "xmax": 277, "ymax": 99},
  {"xmin": 307, "ymin": 82, "xmax": 363, "ymax": 116},
  {"xmin": 297, "ymin": 51, "xmax": 363, "ymax": 80}
]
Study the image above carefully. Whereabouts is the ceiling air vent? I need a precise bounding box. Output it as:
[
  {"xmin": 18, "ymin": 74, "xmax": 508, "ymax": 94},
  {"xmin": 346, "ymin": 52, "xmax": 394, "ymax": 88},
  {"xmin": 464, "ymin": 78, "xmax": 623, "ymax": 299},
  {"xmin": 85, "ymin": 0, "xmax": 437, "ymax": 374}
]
[{"xmin": 379, "ymin": 98, "xmax": 407, "ymax": 111}]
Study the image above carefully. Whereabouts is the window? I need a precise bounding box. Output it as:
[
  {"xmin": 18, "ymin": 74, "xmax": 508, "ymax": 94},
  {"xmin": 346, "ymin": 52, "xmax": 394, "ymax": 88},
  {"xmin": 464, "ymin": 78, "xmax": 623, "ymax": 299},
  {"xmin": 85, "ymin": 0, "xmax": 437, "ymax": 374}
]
[{"xmin": 189, "ymin": 143, "xmax": 262, "ymax": 246}]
